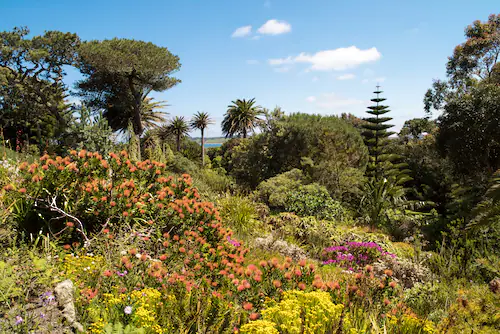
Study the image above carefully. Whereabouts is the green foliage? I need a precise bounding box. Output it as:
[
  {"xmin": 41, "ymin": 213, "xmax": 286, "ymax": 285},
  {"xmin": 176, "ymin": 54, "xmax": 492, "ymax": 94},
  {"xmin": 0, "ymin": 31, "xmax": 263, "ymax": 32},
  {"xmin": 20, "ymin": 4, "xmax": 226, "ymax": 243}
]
[
  {"xmin": 256, "ymin": 169, "xmax": 348, "ymax": 221},
  {"xmin": 446, "ymin": 14, "xmax": 500, "ymax": 88},
  {"xmin": 437, "ymin": 84, "xmax": 500, "ymax": 177},
  {"xmin": 285, "ymin": 183, "xmax": 346, "ymax": 221},
  {"xmin": 438, "ymin": 284, "xmax": 500, "ymax": 333},
  {"xmin": 105, "ymin": 97, "xmax": 168, "ymax": 135},
  {"xmin": 77, "ymin": 38, "xmax": 180, "ymax": 136},
  {"xmin": 165, "ymin": 116, "xmax": 190, "ymax": 152},
  {"xmin": 0, "ymin": 26, "xmax": 80, "ymax": 152},
  {"xmin": 256, "ymin": 169, "xmax": 304, "ymax": 208},
  {"xmin": 404, "ymin": 281, "xmax": 456, "ymax": 323},
  {"xmin": 218, "ymin": 195, "xmax": 258, "ymax": 237},
  {"xmin": 217, "ymin": 113, "xmax": 367, "ymax": 198},
  {"xmin": 362, "ymin": 88, "xmax": 409, "ymax": 184},
  {"xmin": 222, "ymin": 98, "xmax": 263, "ymax": 138},
  {"xmin": 103, "ymin": 322, "xmax": 145, "ymax": 334},
  {"xmin": 60, "ymin": 105, "xmax": 115, "ymax": 156},
  {"xmin": 399, "ymin": 118, "xmax": 436, "ymax": 139}
]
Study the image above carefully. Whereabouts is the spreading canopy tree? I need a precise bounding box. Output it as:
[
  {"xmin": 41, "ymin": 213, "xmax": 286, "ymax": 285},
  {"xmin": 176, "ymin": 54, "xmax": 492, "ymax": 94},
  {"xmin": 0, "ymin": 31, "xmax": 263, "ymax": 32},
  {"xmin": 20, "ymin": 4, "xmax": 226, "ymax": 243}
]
[
  {"xmin": 424, "ymin": 14, "xmax": 500, "ymax": 114},
  {"xmin": 77, "ymin": 38, "xmax": 180, "ymax": 137}
]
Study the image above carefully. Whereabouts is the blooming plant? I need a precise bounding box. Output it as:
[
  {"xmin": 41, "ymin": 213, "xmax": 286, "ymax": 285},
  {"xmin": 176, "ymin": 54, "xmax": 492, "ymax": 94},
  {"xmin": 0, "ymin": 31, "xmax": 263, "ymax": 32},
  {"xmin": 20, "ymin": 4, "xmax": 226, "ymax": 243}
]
[{"xmin": 322, "ymin": 241, "xmax": 395, "ymax": 271}]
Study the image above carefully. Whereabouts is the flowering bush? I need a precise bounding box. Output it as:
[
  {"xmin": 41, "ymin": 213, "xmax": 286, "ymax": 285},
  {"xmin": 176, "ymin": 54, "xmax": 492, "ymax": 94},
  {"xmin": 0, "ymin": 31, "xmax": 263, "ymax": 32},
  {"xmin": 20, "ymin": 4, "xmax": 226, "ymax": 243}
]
[
  {"xmin": 322, "ymin": 241, "xmax": 395, "ymax": 271},
  {"xmin": 241, "ymin": 290, "xmax": 344, "ymax": 334}
]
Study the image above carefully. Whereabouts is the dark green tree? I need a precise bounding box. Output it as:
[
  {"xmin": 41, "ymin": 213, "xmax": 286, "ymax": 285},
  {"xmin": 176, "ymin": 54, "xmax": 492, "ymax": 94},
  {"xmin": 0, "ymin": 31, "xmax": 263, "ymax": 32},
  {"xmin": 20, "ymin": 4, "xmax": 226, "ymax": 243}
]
[
  {"xmin": 0, "ymin": 26, "xmax": 80, "ymax": 150},
  {"xmin": 104, "ymin": 96, "xmax": 168, "ymax": 134},
  {"xmin": 399, "ymin": 118, "xmax": 437, "ymax": 140},
  {"xmin": 77, "ymin": 38, "xmax": 180, "ymax": 137},
  {"xmin": 222, "ymin": 98, "xmax": 262, "ymax": 138},
  {"xmin": 424, "ymin": 14, "xmax": 500, "ymax": 115},
  {"xmin": 190, "ymin": 111, "xmax": 214, "ymax": 165},
  {"xmin": 361, "ymin": 87, "xmax": 412, "ymax": 229},
  {"xmin": 437, "ymin": 84, "xmax": 500, "ymax": 177},
  {"xmin": 362, "ymin": 87, "xmax": 408, "ymax": 182}
]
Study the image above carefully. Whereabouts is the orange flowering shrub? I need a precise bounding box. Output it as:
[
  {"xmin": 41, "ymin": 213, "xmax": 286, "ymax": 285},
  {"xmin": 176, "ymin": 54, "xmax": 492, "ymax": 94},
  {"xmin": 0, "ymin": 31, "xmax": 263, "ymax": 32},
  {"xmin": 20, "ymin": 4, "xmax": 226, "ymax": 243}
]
[{"xmin": 4, "ymin": 150, "xmax": 214, "ymax": 242}]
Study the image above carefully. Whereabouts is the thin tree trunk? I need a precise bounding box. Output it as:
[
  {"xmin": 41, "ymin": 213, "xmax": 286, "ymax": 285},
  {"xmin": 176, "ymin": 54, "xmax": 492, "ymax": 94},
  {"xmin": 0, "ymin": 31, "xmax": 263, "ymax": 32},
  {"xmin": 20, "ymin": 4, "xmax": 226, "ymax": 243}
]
[
  {"xmin": 201, "ymin": 128, "xmax": 205, "ymax": 166},
  {"xmin": 243, "ymin": 128, "xmax": 247, "ymax": 138},
  {"xmin": 176, "ymin": 134, "xmax": 181, "ymax": 152}
]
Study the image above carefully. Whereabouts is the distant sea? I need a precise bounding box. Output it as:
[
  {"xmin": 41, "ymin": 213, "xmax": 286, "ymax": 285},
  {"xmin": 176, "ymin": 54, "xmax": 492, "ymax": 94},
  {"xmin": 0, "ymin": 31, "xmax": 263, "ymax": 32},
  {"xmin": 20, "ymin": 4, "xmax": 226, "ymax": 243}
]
[{"xmin": 205, "ymin": 143, "xmax": 222, "ymax": 148}]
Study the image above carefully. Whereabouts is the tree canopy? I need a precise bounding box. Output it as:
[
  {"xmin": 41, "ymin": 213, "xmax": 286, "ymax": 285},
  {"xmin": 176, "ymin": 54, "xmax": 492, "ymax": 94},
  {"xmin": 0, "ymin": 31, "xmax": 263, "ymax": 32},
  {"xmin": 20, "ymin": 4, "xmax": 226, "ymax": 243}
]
[
  {"xmin": 77, "ymin": 38, "xmax": 180, "ymax": 136},
  {"xmin": 0, "ymin": 27, "xmax": 80, "ymax": 150}
]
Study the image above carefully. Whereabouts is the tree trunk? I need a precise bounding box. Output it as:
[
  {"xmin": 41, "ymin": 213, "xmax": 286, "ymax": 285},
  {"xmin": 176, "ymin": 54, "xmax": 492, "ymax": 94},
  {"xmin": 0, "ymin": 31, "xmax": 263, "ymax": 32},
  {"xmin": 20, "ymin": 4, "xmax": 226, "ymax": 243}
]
[
  {"xmin": 176, "ymin": 134, "xmax": 181, "ymax": 152},
  {"xmin": 128, "ymin": 73, "xmax": 144, "ymax": 137},
  {"xmin": 243, "ymin": 128, "xmax": 247, "ymax": 139},
  {"xmin": 201, "ymin": 128, "xmax": 205, "ymax": 166}
]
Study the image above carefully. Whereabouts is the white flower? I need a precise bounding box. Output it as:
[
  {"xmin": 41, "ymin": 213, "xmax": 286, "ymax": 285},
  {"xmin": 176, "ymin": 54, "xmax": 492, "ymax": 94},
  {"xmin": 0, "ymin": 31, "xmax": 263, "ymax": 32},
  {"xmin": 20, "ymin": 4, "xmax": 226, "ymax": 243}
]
[{"xmin": 124, "ymin": 306, "xmax": 133, "ymax": 315}]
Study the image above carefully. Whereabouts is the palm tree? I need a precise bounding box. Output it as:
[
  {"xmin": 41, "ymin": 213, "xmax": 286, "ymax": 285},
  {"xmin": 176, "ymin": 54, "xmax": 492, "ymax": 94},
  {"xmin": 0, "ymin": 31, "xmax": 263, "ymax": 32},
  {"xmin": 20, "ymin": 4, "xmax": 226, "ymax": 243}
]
[
  {"xmin": 168, "ymin": 116, "xmax": 190, "ymax": 152},
  {"xmin": 222, "ymin": 98, "xmax": 263, "ymax": 138},
  {"xmin": 190, "ymin": 111, "xmax": 214, "ymax": 165}
]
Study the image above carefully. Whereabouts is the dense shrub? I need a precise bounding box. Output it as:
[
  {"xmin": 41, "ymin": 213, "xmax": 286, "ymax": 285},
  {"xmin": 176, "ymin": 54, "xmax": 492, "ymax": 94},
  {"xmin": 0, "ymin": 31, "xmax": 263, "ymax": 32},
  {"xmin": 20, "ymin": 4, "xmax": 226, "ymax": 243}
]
[
  {"xmin": 256, "ymin": 169, "xmax": 348, "ymax": 221},
  {"xmin": 214, "ymin": 113, "xmax": 368, "ymax": 198}
]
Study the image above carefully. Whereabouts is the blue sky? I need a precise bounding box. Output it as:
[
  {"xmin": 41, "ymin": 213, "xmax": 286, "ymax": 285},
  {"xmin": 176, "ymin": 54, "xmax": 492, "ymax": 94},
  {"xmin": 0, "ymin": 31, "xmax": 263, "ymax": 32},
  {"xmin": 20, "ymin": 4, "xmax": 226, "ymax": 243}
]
[{"xmin": 1, "ymin": 0, "xmax": 498, "ymax": 137}]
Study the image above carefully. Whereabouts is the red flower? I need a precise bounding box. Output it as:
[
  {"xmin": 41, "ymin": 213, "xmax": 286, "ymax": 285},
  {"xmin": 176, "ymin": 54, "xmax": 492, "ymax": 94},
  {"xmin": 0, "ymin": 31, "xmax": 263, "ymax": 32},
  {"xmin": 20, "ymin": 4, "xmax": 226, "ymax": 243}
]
[{"xmin": 243, "ymin": 302, "xmax": 253, "ymax": 310}]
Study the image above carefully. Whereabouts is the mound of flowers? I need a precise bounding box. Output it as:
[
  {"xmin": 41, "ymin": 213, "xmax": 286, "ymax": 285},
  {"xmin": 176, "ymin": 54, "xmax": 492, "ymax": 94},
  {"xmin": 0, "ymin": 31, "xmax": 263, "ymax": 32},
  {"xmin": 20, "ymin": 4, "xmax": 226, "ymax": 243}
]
[
  {"xmin": 322, "ymin": 241, "xmax": 396, "ymax": 271},
  {"xmin": 1, "ymin": 151, "xmax": 436, "ymax": 333}
]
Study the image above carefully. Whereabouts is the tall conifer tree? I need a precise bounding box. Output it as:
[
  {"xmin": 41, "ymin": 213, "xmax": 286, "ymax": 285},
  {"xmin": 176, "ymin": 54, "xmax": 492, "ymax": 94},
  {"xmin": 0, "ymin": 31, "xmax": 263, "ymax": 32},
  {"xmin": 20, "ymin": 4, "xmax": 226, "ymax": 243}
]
[{"xmin": 362, "ymin": 86, "xmax": 410, "ymax": 184}]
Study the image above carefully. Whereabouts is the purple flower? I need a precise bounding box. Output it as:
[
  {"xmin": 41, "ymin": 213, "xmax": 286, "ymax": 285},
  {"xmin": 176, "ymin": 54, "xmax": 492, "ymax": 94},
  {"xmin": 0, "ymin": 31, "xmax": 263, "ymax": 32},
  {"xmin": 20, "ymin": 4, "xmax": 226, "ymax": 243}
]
[
  {"xmin": 117, "ymin": 270, "xmax": 128, "ymax": 277},
  {"xmin": 15, "ymin": 316, "xmax": 23, "ymax": 325},
  {"xmin": 124, "ymin": 306, "xmax": 133, "ymax": 315},
  {"xmin": 227, "ymin": 236, "xmax": 241, "ymax": 247}
]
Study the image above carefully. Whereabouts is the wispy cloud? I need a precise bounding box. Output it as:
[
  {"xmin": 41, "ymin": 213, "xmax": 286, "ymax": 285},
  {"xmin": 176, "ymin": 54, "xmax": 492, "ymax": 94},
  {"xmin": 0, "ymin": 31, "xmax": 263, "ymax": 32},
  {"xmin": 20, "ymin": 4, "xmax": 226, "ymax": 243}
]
[
  {"xmin": 231, "ymin": 25, "xmax": 252, "ymax": 38},
  {"xmin": 269, "ymin": 46, "xmax": 381, "ymax": 71},
  {"xmin": 257, "ymin": 19, "xmax": 292, "ymax": 35}
]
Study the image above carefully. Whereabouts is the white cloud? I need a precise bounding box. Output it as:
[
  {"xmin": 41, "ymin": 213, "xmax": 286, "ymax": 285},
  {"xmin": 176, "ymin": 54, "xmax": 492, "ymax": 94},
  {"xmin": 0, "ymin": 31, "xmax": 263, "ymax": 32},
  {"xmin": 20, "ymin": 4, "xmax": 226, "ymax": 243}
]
[
  {"xmin": 257, "ymin": 19, "xmax": 291, "ymax": 35},
  {"xmin": 251, "ymin": 35, "xmax": 261, "ymax": 40},
  {"xmin": 337, "ymin": 73, "xmax": 355, "ymax": 80},
  {"xmin": 306, "ymin": 92, "xmax": 368, "ymax": 111},
  {"xmin": 268, "ymin": 46, "xmax": 381, "ymax": 71},
  {"xmin": 246, "ymin": 59, "xmax": 260, "ymax": 65},
  {"xmin": 312, "ymin": 76, "xmax": 319, "ymax": 82},
  {"xmin": 232, "ymin": 25, "xmax": 252, "ymax": 38}
]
